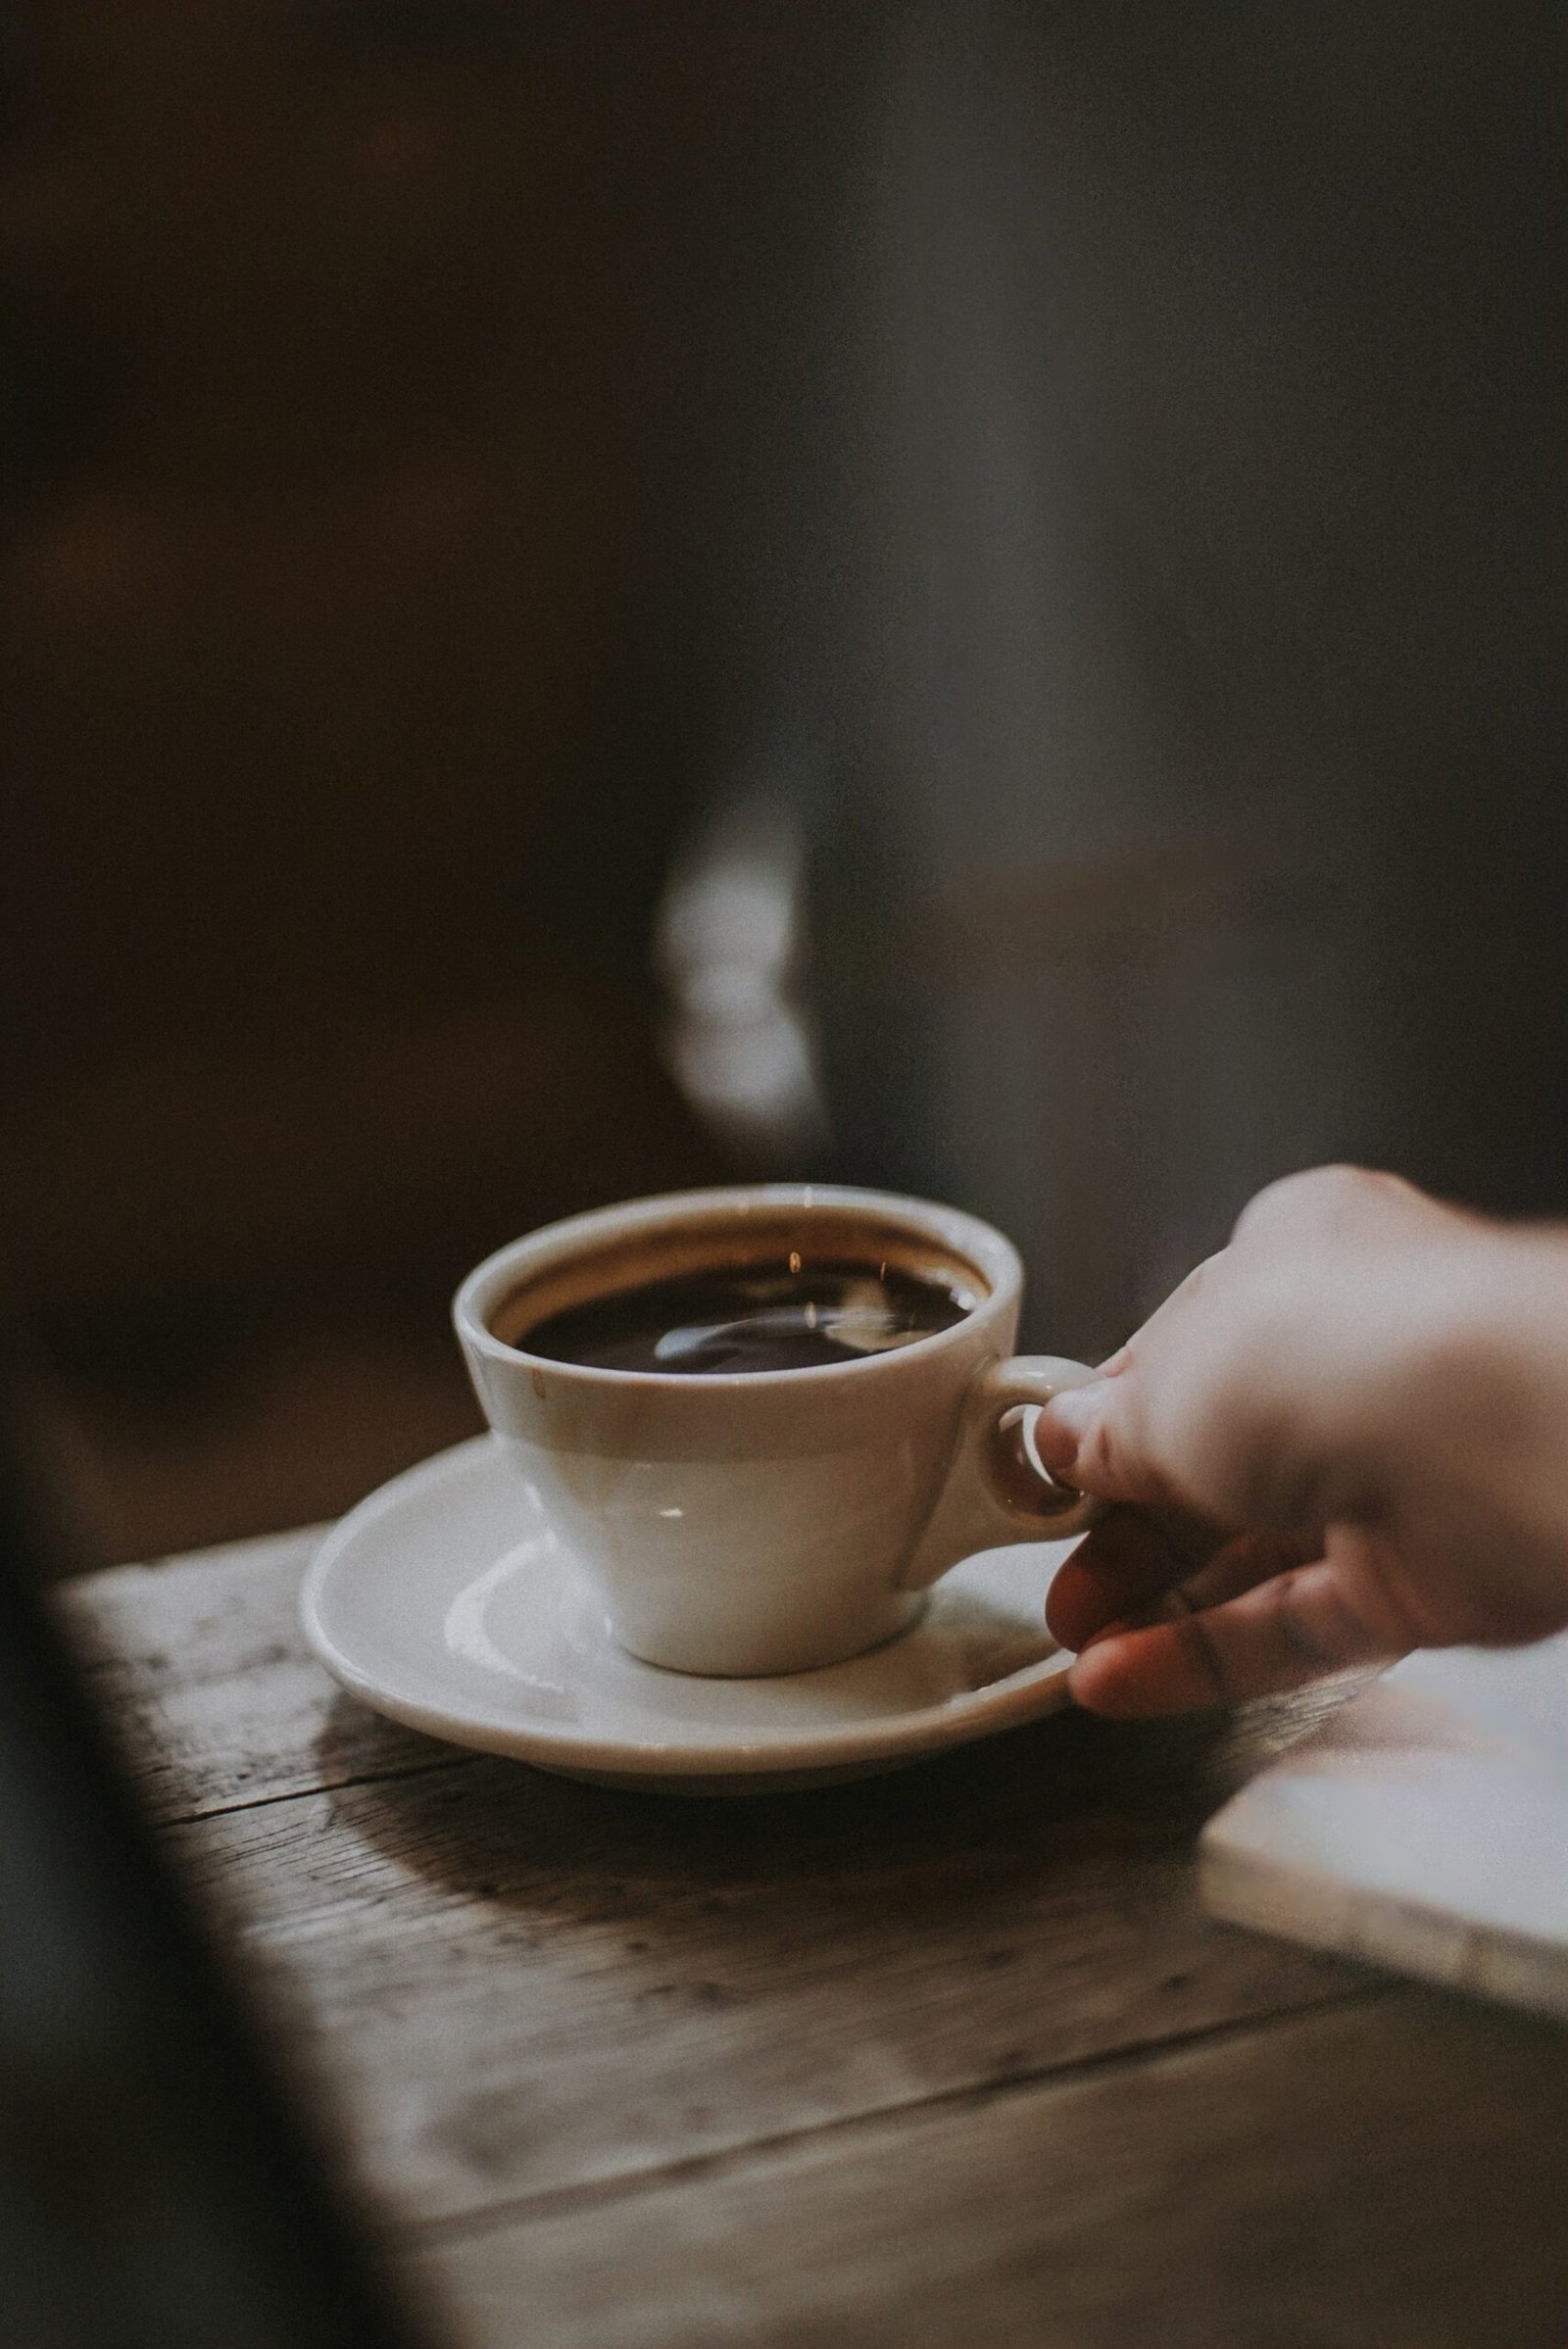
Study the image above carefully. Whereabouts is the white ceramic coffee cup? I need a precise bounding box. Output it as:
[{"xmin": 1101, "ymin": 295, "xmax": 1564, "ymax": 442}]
[{"xmin": 455, "ymin": 1184, "xmax": 1103, "ymax": 1678}]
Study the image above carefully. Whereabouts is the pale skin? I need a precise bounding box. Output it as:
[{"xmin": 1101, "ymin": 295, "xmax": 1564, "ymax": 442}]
[{"xmin": 1033, "ymin": 1165, "xmax": 1568, "ymax": 1716}]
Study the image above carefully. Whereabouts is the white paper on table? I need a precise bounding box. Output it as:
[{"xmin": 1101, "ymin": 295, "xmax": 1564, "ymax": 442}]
[{"xmin": 1200, "ymin": 1630, "xmax": 1568, "ymax": 2021}]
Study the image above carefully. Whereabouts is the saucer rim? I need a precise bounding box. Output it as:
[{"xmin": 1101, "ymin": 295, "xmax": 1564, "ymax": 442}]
[{"xmin": 300, "ymin": 1435, "xmax": 1077, "ymax": 1780}]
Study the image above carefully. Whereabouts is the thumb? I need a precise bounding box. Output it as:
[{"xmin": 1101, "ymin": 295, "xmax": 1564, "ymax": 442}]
[{"xmin": 1035, "ymin": 1367, "xmax": 1153, "ymax": 1505}]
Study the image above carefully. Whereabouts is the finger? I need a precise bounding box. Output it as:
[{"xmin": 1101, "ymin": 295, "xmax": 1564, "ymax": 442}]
[
  {"xmin": 1168, "ymin": 1529, "xmax": 1315, "ymax": 1618},
  {"xmin": 1034, "ymin": 1372, "xmax": 1169, "ymax": 1507},
  {"xmin": 1067, "ymin": 1555, "xmax": 1410, "ymax": 1717},
  {"xmin": 1037, "ymin": 1258, "xmax": 1231, "ymax": 1503},
  {"xmin": 1047, "ymin": 1485, "xmax": 1265, "ymax": 1651},
  {"xmin": 1054, "ymin": 1522, "xmax": 1298, "ymax": 1654},
  {"xmin": 1045, "ymin": 1508, "xmax": 1197, "ymax": 1649}
]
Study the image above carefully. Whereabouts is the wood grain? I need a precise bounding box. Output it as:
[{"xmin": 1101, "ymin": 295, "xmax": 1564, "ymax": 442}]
[
  {"xmin": 56, "ymin": 1536, "xmax": 451, "ymax": 1821},
  {"xmin": 161, "ymin": 1735, "xmax": 1364, "ymax": 2224},
  {"xmin": 60, "ymin": 1539, "xmax": 1368, "ymax": 2231},
  {"xmin": 57, "ymin": 1539, "xmax": 1568, "ymax": 2346},
  {"xmin": 420, "ymin": 1994, "xmax": 1568, "ymax": 2349}
]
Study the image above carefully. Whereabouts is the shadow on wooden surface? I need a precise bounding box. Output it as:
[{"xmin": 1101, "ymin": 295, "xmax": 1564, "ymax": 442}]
[{"xmin": 65, "ymin": 1532, "xmax": 1568, "ymax": 2344}]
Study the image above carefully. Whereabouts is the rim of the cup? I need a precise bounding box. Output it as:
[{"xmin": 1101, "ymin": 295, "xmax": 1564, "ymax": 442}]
[{"xmin": 453, "ymin": 1184, "xmax": 1023, "ymax": 1391}]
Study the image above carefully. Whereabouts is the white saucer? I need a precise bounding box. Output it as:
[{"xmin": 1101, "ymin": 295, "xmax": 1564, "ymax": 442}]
[{"xmin": 301, "ymin": 1436, "xmax": 1081, "ymax": 1793}]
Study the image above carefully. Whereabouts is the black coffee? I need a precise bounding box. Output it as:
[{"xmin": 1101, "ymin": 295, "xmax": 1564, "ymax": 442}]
[{"xmin": 514, "ymin": 1256, "xmax": 975, "ymax": 1375}]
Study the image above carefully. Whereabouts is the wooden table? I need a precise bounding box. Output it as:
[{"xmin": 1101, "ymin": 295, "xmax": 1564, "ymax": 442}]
[{"xmin": 61, "ymin": 1528, "xmax": 1568, "ymax": 2348}]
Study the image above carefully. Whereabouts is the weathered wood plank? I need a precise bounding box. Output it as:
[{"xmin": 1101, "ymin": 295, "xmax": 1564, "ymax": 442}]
[
  {"xmin": 55, "ymin": 1542, "xmax": 1568, "ymax": 2347},
  {"xmin": 164, "ymin": 1713, "xmax": 1366, "ymax": 2225},
  {"xmin": 61, "ymin": 1542, "xmax": 1568, "ymax": 2347},
  {"xmin": 416, "ymin": 1994, "xmax": 1568, "ymax": 2349},
  {"xmin": 62, "ymin": 1547, "xmax": 1399, "ymax": 2249},
  {"xmin": 55, "ymin": 1539, "xmax": 453, "ymax": 1821},
  {"xmin": 55, "ymin": 1542, "xmax": 1362, "ymax": 1828}
]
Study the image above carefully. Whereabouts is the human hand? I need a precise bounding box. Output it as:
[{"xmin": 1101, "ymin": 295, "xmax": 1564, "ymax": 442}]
[{"xmin": 1036, "ymin": 1166, "xmax": 1568, "ymax": 1715}]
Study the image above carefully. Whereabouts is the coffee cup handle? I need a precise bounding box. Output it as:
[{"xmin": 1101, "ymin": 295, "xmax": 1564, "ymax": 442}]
[{"xmin": 900, "ymin": 1355, "xmax": 1106, "ymax": 1590}]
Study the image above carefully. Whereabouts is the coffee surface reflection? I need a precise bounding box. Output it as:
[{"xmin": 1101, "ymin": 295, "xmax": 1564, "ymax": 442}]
[{"xmin": 515, "ymin": 1257, "xmax": 975, "ymax": 1375}]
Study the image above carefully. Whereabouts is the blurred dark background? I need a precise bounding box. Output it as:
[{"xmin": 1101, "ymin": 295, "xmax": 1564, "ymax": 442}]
[{"xmin": 2, "ymin": 0, "xmax": 1560, "ymax": 1565}]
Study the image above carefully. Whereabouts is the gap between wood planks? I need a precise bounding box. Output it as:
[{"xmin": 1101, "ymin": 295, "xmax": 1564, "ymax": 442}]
[
  {"xmin": 150, "ymin": 1748, "xmax": 478, "ymax": 1832},
  {"xmin": 128, "ymin": 1706, "xmax": 1392, "ymax": 2235},
  {"xmin": 407, "ymin": 1983, "xmax": 1394, "ymax": 2244}
]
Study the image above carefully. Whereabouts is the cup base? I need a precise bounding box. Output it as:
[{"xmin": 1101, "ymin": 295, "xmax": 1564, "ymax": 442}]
[{"xmin": 609, "ymin": 1589, "xmax": 930, "ymax": 1681}]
